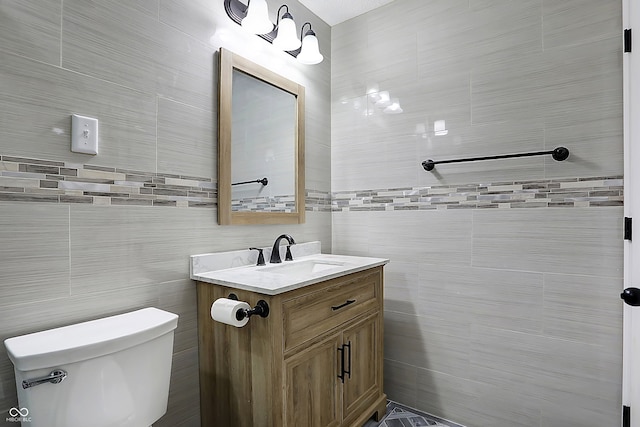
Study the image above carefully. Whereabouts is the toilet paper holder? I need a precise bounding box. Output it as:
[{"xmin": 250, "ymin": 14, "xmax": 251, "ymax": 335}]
[{"xmin": 228, "ymin": 293, "xmax": 270, "ymax": 320}]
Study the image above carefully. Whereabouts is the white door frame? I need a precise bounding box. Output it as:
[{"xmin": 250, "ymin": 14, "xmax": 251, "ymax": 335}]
[{"xmin": 623, "ymin": 0, "xmax": 639, "ymax": 425}]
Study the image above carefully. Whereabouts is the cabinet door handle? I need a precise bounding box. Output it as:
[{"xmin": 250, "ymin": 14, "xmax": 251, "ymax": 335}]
[
  {"xmin": 332, "ymin": 299, "xmax": 356, "ymax": 311},
  {"xmin": 337, "ymin": 346, "xmax": 346, "ymax": 383},
  {"xmin": 344, "ymin": 341, "xmax": 351, "ymax": 379}
]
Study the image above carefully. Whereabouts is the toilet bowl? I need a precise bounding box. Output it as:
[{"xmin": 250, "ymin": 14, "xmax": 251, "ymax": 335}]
[{"xmin": 4, "ymin": 307, "xmax": 179, "ymax": 427}]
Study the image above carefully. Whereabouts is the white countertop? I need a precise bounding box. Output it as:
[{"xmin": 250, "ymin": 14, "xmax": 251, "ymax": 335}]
[{"xmin": 190, "ymin": 242, "xmax": 388, "ymax": 295}]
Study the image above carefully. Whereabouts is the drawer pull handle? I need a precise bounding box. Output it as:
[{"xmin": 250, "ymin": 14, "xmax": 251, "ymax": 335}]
[
  {"xmin": 344, "ymin": 341, "xmax": 352, "ymax": 379},
  {"xmin": 337, "ymin": 341, "xmax": 352, "ymax": 383},
  {"xmin": 337, "ymin": 346, "xmax": 345, "ymax": 383},
  {"xmin": 332, "ymin": 299, "xmax": 356, "ymax": 311}
]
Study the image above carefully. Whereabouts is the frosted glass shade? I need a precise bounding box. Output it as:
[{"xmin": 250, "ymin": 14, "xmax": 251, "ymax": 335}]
[
  {"xmin": 374, "ymin": 91, "xmax": 390, "ymax": 107},
  {"xmin": 384, "ymin": 98, "xmax": 403, "ymax": 114},
  {"xmin": 273, "ymin": 14, "xmax": 301, "ymax": 51},
  {"xmin": 241, "ymin": 0, "xmax": 273, "ymax": 35},
  {"xmin": 297, "ymin": 32, "xmax": 323, "ymax": 64}
]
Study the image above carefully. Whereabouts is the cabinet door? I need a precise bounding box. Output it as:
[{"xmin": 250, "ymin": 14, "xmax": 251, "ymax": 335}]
[
  {"xmin": 342, "ymin": 313, "xmax": 381, "ymax": 422},
  {"xmin": 284, "ymin": 334, "xmax": 342, "ymax": 427}
]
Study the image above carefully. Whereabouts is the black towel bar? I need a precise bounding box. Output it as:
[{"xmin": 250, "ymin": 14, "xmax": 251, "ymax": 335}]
[
  {"xmin": 422, "ymin": 146, "xmax": 569, "ymax": 172},
  {"xmin": 231, "ymin": 177, "xmax": 268, "ymax": 186}
]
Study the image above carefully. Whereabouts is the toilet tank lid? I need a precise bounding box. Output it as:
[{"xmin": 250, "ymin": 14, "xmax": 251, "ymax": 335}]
[{"xmin": 4, "ymin": 307, "xmax": 179, "ymax": 372}]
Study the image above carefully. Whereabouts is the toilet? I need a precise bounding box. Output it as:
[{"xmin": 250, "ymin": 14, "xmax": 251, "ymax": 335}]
[{"xmin": 4, "ymin": 307, "xmax": 179, "ymax": 427}]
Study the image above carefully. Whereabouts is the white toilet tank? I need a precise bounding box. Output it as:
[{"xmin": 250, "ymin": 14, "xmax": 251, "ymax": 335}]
[{"xmin": 4, "ymin": 307, "xmax": 179, "ymax": 427}]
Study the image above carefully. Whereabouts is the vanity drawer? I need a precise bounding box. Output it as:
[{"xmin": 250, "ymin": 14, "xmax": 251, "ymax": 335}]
[{"xmin": 282, "ymin": 268, "xmax": 381, "ymax": 352}]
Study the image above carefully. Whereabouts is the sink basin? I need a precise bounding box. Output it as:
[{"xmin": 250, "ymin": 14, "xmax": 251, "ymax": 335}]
[
  {"xmin": 191, "ymin": 244, "xmax": 389, "ymax": 295},
  {"xmin": 259, "ymin": 260, "xmax": 345, "ymax": 276}
]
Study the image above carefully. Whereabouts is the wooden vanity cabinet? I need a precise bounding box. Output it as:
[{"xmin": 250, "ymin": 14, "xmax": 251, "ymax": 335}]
[{"xmin": 196, "ymin": 266, "xmax": 386, "ymax": 427}]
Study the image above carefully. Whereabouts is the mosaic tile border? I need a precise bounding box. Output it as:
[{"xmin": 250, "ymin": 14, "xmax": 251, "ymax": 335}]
[
  {"xmin": 0, "ymin": 155, "xmax": 217, "ymax": 208},
  {"xmin": 0, "ymin": 156, "xmax": 622, "ymax": 211},
  {"xmin": 0, "ymin": 155, "xmax": 332, "ymax": 210},
  {"xmin": 232, "ymin": 190, "xmax": 332, "ymax": 212},
  {"xmin": 306, "ymin": 189, "xmax": 333, "ymax": 212},
  {"xmin": 332, "ymin": 176, "xmax": 624, "ymax": 211},
  {"xmin": 232, "ymin": 195, "xmax": 296, "ymax": 212}
]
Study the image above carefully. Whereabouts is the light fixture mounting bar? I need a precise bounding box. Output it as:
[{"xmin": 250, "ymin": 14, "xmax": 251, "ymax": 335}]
[{"xmin": 224, "ymin": 0, "xmax": 301, "ymax": 57}]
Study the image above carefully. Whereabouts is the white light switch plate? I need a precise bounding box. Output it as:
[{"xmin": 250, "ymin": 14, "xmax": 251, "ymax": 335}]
[{"xmin": 71, "ymin": 114, "xmax": 98, "ymax": 155}]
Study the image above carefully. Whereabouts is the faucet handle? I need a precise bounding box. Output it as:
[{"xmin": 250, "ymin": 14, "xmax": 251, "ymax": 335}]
[
  {"xmin": 249, "ymin": 247, "xmax": 266, "ymax": 266},
  {"xmin": 285, "ymin": 245, "xmax": 293, "ymax": 261}
]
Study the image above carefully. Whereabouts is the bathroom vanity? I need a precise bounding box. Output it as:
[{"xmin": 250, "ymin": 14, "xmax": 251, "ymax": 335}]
[{"xmin": 191, "ymin": 244, "xmax": 388, "ymax": 427}]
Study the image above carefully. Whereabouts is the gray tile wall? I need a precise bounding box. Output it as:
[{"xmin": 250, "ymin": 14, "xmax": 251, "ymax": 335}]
[
  {"xmin": 331, "ymin": 1, "xmax": 623, "ymax": 426},
  {"xmin": 0, "ymin": 1, "xmax": 331, "ymax": 426}
]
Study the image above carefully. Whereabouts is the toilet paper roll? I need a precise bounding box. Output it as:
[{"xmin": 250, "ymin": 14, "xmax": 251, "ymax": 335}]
[{"xmin": 210, "ymin": 298, "xmax": 251, "ymax": 327}]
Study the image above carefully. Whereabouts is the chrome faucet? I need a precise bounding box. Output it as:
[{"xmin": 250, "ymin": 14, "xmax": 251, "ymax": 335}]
[{"xmin": 270, "ymin": 234, "xmax": 296, "ymax": 263}]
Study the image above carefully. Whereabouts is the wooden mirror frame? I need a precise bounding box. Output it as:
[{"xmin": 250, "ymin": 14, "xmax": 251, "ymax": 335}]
[{"xmin": 218, "ymin": 48, "xmax": 305, "ymax": 225}]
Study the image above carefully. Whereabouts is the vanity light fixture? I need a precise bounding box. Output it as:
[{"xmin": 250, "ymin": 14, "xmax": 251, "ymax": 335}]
[
  {"xmin": 273, "ymin": 5, "xmax": 301, "ymax": 51},
  {"xmin": 223, "ymin": 0, "xmax": 323, "ymax": 64},
  {"xmin": 241, "ymin": 0, "xmax": 273, "ymax": 34},
  {"xmin": 297, "ymin": 22, "xmax": 323, "ymax": 64}
]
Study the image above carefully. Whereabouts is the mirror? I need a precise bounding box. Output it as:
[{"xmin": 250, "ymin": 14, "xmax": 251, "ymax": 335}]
[{"xmin": 218, "ymin": 48, "xmax": 305, "ymax": 225}]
